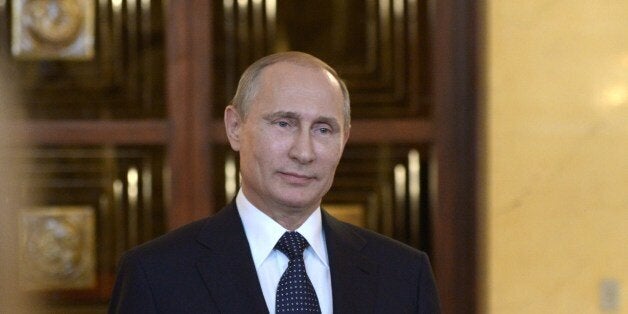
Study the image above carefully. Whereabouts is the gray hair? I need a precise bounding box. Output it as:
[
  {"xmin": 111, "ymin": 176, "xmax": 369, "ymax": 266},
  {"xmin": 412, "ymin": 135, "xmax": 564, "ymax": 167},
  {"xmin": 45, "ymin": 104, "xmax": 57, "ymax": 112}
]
[{"xmin": 229, "ymin": 51, "xmax": 351, "ymax": 129}]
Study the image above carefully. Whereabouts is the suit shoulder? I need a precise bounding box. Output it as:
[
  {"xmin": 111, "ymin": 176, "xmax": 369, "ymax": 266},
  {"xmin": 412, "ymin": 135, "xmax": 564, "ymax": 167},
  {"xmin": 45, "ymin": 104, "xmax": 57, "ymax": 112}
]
[
  {"xmin": 123, "ymin": 217, "xmax": 209, "ymax": 262},
  {"xmin": 336, "ymin": 219, "xmax": 429, "ymax": 262}
]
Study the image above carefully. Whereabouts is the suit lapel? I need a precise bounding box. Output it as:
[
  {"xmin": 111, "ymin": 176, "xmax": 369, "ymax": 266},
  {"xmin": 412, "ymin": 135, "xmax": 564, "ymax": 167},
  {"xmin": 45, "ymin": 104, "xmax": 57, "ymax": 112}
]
[
  {"xmin": 192, "ymin": 204, "xmax": 379, "ymax": 313},
  {"xmin": 195, "ymin": 204, "xmax": 269, "ymax": 314},
  {"xmin": 323, "ymin": 211, "xmax": 379, "ymax": 313}
]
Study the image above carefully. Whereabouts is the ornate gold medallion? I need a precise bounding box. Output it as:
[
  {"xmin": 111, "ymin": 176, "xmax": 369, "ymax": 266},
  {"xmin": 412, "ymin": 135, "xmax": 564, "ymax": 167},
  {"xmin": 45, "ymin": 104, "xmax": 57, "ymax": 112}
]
[{"xmin": 11, "ymin": 0, "xmax": 95, "ymax": 59}]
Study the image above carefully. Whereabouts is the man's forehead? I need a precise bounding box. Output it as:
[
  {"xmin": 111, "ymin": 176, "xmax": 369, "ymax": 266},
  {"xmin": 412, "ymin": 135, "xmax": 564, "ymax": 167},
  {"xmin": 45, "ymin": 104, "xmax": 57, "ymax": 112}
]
[
  {"xmin": 260, "ymin": 61, "xmax": 337, "ymax": 84},
  {"xmin": 247, "ymin": 61, "xmax": 347, "ymax": 128},
  {"xmin": 255, "ymin": 64, "xmax": 340, "ymax": 97}
]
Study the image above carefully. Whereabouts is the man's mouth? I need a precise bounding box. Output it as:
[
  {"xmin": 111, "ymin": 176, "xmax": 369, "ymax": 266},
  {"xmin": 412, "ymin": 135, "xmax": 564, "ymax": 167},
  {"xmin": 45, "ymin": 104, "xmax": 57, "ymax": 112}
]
[{"xmin": 278, "ymin": 171, "xmax": 316, "ymax": 184}]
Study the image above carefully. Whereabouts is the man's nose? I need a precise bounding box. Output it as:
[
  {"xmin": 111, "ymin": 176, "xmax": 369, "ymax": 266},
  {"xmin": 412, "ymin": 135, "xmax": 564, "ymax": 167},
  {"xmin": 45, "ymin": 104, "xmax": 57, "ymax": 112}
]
[{"xmin": 288, "ymin": 129, "xmax": 316, "ymax": 164}]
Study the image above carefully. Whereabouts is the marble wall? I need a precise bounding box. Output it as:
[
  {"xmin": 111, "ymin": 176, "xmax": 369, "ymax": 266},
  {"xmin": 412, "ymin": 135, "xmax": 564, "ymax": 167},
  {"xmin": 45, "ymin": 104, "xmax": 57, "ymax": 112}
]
[{"xmin": 485, "ymin": 1, "xmax": 628, "ymax": 313}]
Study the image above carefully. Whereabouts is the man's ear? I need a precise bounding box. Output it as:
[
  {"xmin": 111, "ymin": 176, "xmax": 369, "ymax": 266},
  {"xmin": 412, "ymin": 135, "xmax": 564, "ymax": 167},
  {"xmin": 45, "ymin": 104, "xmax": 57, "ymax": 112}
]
[{"xmin": 224, "ymin": 105, "xmax": 242, "ymax": 151}]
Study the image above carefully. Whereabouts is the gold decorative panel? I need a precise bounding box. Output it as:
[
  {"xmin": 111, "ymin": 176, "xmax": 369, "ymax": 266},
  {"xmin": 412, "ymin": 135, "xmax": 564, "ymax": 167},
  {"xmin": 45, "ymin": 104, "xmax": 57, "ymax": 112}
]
[
  {"xmin": 0, "ymin": 0, "xmax": 166, "ymax": 119},
  {"xmin": 14, "ymin": 145, "xmax": 166, "ymax": 300},
  {"xmin": 212, "ymin": 0, "xmax": 430, "ymax": 118},
  {"xmin": 19, "ymin": 206, "xmax": 96, "ymax": 290},
  {"xmin": 328, "ymin": 144, "xmax": 432, "ymax": 250},
  {"xmin": 324, "ymin": 204, "xmax": 367, "ymax": 228},
  {"xmin": 213, "ymin": 144, "xmax": 432, "ymax": 251},
  {"xmin": 11, "ymin": 0, "xmax": 95, "ymax": 59}
]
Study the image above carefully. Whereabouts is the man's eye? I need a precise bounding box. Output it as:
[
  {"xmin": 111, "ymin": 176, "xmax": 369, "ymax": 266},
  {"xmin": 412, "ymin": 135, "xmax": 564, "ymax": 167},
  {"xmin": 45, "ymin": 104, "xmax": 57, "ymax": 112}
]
[
  {"xmin": 317, "ymin": 127, "xmax": 332, "ymax": 134},
  {"xmin": 276, "ymin": 121, "xmax": 290, "ymax": 127}
]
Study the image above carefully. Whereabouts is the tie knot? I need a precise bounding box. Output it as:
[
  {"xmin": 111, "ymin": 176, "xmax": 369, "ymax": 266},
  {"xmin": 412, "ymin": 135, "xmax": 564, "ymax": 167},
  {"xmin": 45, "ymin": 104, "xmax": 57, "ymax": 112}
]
[{"xmin": 275, "ymin": 231, "xmax": 309, "ymax": 260}]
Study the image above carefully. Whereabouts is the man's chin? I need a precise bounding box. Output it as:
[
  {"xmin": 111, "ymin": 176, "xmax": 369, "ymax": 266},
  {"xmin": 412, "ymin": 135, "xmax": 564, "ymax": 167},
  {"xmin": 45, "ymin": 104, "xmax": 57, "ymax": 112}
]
[{"xmin": 275, "ymin": 194, "xmax": 320, "ymax": 213}]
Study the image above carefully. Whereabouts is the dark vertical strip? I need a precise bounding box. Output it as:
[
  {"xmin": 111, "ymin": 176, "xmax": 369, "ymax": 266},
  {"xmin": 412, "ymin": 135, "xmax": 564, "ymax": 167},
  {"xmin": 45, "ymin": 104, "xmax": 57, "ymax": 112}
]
[
  {"xmin": 189, "ymin": 0, "xmax": 213, "ymax": 218},
  {"xmin": 224, "ymin": 0, "xmax": 237, "ymax": 101},
  {"xmin": 166, "ymin": 0, "xmax": 191, "ymax": 229},
  {"xmin": 431, "ymin": 0, "xmax": 483, "ymax": 313},
  {"xmin": 406, "ymin": 0, "xmax": 421, "ymax": 115},
  {"xmin": 0, "ymin": 1, "xmax": 8, "ymax": 58},
  {"xmin": 127, "ymin": 0, "xmax": 139, "ymax": 112},
  {"xmin": 166, "ymin": 0, "xmax": 213, "ymax": 229},
  {"xmin": 140, "ymin": 0, "xmax": 153, "ymax": 113}
]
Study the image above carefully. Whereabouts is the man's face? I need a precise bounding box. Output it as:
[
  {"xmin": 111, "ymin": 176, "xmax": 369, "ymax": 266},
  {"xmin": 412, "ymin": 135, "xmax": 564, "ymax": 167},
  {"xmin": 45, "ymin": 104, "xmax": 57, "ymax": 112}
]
[{"xmin": 226, "ymin": 62, "xmax": 349, "ymax": 216}]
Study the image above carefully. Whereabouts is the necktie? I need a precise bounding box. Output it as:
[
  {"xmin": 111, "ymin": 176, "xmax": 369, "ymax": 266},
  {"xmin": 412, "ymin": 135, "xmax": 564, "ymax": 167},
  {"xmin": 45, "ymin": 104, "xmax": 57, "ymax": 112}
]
[{"xmin": 274, "ymin": 231, "xmax": 322, "ymax": 313}]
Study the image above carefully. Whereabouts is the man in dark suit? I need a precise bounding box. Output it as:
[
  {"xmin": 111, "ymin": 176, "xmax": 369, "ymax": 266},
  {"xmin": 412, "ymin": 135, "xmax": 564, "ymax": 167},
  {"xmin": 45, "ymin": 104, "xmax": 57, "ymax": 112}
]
[{"xmin": 109, "ymin": 51, "xmax": 441, "ymax": 313}]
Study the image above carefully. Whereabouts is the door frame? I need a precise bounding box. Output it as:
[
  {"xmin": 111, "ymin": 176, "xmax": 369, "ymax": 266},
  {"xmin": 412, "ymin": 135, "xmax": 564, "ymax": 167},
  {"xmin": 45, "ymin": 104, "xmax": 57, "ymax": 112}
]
[{"xmin": 165, "ymin": 1, "xmax": 483, "ymax": 313}]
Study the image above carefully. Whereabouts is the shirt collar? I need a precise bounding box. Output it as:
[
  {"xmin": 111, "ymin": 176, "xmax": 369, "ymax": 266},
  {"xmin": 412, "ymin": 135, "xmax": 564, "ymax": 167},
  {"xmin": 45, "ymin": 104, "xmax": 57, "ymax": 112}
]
[{"xmin": 236, "ymin": 189, "xmax": 329, "ymax": 269}]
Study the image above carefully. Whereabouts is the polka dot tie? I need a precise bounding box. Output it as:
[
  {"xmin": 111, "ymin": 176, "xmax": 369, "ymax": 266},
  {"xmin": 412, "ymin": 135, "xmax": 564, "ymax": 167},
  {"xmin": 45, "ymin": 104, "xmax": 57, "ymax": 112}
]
[{"xmin": 274, "ymin": 231, "xmax": 322, "ymax": 313}]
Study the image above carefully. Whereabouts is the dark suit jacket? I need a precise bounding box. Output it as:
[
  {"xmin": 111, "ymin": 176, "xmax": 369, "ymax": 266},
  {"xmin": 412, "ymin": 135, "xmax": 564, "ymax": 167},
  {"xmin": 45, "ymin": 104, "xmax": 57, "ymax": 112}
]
[{"xmin": 109, "ymin": 203, "xmax": 441, "ymax": 313}]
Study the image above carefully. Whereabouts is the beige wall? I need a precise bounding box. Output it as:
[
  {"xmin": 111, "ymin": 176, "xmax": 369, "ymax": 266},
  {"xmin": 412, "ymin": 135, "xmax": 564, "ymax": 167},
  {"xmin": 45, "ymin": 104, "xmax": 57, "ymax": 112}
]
[{"xmin": 485, "ymin": 1, "xmax": 628, "ymax": 313}]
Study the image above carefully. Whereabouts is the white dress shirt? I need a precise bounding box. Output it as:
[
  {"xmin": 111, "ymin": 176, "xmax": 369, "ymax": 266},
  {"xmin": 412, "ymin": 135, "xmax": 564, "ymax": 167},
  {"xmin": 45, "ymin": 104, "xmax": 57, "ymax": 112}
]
[{"xmin": 236, "ymin": 190, "xmax": 333, "ymax": 314}]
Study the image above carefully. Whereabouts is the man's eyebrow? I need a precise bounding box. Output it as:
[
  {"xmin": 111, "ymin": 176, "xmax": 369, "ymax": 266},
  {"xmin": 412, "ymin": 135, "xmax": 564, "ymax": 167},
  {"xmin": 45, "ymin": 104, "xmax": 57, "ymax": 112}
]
[
  {"xmin": 316, "ymin": 116, "xmax": 341, "ymax": 130},
  {"xmin": 262, "ymin": 111, "xmax": 300, "ymax": 121}
]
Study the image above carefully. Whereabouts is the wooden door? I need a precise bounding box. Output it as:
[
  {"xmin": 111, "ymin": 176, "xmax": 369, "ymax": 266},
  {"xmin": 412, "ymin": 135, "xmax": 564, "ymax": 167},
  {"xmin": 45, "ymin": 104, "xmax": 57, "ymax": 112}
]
[
  {"xmin": 169, "ymin": 1, "xmax": 482, "ymax": 313},
  {"xmin": 1, "ymin": 0, "xmax": 480, "ymax": 312}
]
